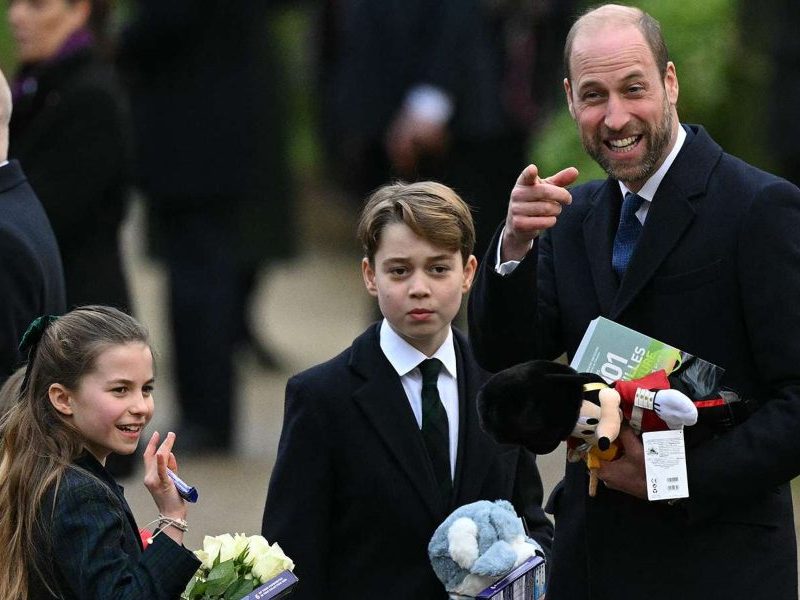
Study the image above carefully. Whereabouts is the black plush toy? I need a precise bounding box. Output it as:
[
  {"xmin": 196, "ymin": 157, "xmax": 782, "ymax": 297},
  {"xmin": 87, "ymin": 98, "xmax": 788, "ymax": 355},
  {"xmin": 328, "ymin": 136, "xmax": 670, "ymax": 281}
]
[{"xmin": 477, "ymin": 361, "xmax": 629, "ymax": 495}]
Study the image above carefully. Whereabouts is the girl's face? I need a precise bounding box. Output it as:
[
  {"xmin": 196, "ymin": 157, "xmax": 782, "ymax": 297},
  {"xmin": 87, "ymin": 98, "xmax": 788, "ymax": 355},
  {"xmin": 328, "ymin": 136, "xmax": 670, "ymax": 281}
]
[
  {"xmin": 8, "ymin": 0, "xmax": 90, "ymax": 64},
  {"xmin": 51, "ymin": 342, "xmax": 154, "ymax": 465}
]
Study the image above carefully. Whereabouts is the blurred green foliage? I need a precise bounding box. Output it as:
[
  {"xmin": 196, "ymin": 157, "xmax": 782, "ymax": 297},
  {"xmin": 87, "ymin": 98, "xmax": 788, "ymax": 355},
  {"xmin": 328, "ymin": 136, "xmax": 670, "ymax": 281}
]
[{"xmin": 272, "ymin": 6, "xmax": 322, "ymax": 176}]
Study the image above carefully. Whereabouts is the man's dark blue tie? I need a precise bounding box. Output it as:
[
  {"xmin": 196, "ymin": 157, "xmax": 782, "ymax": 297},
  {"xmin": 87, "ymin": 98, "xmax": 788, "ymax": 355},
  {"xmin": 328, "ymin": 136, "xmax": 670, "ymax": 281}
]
[
  {"xmin": 612, "ymin": 191, "xmax": 645, "ymax": 279},
  {"xmin": 418, "ymin": 358, "xmax": 452, "ymax": 504}
]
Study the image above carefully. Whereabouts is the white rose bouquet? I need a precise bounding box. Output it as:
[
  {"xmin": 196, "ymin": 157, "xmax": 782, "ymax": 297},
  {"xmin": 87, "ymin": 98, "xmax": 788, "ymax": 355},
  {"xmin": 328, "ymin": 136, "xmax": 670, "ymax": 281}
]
[{"xmin": 182, "ymin": 533, "xmax": 297, "ymax": 600}]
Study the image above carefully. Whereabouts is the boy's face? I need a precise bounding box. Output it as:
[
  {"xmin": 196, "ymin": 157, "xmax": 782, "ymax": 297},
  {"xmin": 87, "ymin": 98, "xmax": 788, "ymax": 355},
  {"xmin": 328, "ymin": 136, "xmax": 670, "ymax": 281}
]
[{"xmin": 362, "ymin": 222, "xmax": 477, "ymax": 356}]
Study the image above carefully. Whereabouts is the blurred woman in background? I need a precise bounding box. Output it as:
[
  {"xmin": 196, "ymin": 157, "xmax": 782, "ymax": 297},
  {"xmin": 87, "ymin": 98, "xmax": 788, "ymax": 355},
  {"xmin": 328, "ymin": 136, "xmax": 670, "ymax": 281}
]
[
  {"xmin": 7, "ymin": 0, "xmax": 131, "ymax": 315},
  {"xmin": 8, "ymin": 0, "xmax": 134, "ymax": 478}
]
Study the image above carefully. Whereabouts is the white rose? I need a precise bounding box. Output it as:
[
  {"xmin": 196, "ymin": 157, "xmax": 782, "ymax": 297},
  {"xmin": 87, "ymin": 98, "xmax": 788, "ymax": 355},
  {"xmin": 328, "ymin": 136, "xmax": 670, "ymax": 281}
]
[
  {"xmin": 201, "ymin": 535, "xmax": 224, "ymax": 566},
  {"xmin": 194, "ymin": 549, "xmax": 213, "ymax": 571},
  {"xmin": 217, "ymin": 533, "xmax": 238, "ymax": 562},
  {"xmin": 232, "ymin": 533, "xmax": 250, "ymax": 560},
  {"xmin": 251, "ymin": 543, "xmax": 295, "ymax": 583},
  {"xmin": 244, "ymin": 535, "xmax": 271, "ymax": 564}
]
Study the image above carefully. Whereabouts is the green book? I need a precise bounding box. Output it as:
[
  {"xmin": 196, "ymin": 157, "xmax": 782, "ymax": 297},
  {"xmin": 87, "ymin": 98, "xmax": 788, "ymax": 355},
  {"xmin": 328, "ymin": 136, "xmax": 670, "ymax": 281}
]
[
  {"xmin": 569, "ymin": 318, "xmax": 754, "ymax": 441},
  {"xmin": 570, "ymin": 317, "xmax": 685, "ymax": 383}
]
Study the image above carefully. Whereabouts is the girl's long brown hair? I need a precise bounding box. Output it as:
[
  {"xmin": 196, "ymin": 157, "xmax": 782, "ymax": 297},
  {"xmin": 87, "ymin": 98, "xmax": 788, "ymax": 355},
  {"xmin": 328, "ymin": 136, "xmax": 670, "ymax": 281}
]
[{"xmin": 0, "ymin": 306, "xmax": 149, "ymax": 599}]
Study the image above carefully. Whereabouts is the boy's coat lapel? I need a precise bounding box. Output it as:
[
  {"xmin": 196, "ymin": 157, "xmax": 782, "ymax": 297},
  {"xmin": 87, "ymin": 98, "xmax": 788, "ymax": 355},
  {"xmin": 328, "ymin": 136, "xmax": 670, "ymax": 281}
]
[
  {"xmin": 349, "ymin": 325, "xmax": 444, "ymax": 519},
  {"xmin": 451, "ymin": 330, "xmax": 494, "ymax": 506}
]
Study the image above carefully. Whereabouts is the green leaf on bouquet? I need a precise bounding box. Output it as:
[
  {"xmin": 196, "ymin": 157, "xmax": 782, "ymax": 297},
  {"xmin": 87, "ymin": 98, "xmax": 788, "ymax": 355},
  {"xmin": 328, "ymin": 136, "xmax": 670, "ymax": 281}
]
[
  {"xmin": 205, "ymin": 560, "xmax": 236, "ymax": 596},
  {"xmin": 182, "ymin": 575, "xmax": 202, "ymax": 599},
  {"xmin": 225, "ymin": 577, "xmax": 257, "ymax": 600}
]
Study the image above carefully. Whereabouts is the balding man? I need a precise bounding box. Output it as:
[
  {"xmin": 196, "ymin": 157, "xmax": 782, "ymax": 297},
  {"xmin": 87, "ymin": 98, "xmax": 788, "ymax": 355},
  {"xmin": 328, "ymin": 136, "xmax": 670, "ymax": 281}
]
[
  {"xmin": 0, "ymin": 68, "xmax": 65, "ymax": 384},
  {"xmin": 469, "ymin": 4, "xmax": 800, "ymax": 599}
]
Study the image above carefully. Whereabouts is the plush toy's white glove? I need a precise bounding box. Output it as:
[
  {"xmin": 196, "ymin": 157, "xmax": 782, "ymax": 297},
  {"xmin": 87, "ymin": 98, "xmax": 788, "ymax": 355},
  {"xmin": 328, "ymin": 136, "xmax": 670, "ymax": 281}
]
[{"xmin": 653, "ymin": 389, "xmax": 698, "ymax": 429}]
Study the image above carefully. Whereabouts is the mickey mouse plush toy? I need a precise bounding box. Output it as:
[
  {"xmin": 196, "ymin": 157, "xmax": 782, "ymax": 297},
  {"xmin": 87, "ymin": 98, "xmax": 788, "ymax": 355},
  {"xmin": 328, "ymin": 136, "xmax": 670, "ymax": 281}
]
[{"xmin": 476, "ymin": 360, "xmax": 737, "ymax": 496}]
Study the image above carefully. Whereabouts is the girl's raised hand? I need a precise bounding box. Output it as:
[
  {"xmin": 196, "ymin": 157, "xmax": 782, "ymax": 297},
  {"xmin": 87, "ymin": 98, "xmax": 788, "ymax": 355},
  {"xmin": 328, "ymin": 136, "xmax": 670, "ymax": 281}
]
[{"xmin": 143, "ymin": 431, "xmax": 187, "ymax": 521}]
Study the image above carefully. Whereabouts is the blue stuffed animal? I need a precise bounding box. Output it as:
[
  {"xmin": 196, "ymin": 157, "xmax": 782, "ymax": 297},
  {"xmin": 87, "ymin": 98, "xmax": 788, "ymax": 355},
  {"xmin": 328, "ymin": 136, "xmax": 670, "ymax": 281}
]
[{"xmin": 428, "ymin": 499, "xmax": 543, "ymax": 597}]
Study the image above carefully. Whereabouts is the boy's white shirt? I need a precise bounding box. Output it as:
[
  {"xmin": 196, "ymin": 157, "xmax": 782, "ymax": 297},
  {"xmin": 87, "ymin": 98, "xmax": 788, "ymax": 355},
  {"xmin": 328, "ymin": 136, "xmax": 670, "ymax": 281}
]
[{"xmin": 379, "ymin": 319, "xmax": 459, "ymax": 479}]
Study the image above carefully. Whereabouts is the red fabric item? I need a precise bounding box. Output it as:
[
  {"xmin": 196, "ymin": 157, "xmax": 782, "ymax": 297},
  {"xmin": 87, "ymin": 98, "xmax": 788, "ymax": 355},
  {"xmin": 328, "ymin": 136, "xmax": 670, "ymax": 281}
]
[
  {"xmin": 694, "ymin": 398, "xmax": 725, "ymax": 408},
  {"xmin": 139, "ymin": 528, "xmax": 152, "ymax": 550},
  {"xmin": 614, "ymin": 370, "xmax": 672, "ymax": 432}
]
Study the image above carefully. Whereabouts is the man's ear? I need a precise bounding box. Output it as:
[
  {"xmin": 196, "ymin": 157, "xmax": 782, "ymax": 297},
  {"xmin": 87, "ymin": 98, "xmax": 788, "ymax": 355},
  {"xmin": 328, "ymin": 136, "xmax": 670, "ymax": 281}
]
[
  {"xmin": 361, "ymin": 257, "xmax": 378, "ymax": 297},
  {"xmin": 664, "ymin": 61, "xmax": 679, "ymax": 106},
  {"xmin": 49, "ymin": 383, "xmax": 74, "ymax": 416},
  {"xmin": 564, "ymin": 78, "xmax": 576, "ymax": 119}
]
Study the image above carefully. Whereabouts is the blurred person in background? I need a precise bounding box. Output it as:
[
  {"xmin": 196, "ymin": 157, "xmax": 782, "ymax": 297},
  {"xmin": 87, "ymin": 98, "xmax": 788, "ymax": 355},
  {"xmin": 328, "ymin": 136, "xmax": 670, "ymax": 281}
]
[
  {"xmin": 118, "ymin": 0, "xmax": 296, "ymax": 453},
  {"xmin": 318, "ymin": 0, "xmax": 576, "ymax": 259},
  {"xmin": 0, "ymin": 66, "xmax": 65, "ymax": 388},
  {"xmin": 8, "ymin": 0, "xmax": 136, "ymax": 477},
  {"xmin": 7, "ymin": 0, "xmax": 132, "ymax": 315}
]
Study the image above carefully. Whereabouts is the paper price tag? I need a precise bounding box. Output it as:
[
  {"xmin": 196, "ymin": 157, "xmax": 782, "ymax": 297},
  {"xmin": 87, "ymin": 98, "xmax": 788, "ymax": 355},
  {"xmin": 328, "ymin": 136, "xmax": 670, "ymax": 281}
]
[{"xmin": 642, "ymin": 429, "xmax": 689, "ymax": 501}]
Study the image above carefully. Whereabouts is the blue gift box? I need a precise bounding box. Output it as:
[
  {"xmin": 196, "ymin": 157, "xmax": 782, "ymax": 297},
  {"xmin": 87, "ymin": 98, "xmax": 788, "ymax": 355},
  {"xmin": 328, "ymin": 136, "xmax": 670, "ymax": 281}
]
[{"xmin": 242, "ymin": 570, "xmax": 299, "ymax": 600}]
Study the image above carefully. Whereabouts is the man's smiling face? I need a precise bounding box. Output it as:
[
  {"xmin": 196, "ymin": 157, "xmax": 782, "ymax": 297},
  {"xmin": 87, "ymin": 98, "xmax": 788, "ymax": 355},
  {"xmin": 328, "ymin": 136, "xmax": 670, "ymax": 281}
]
[{"xmin": 564, "ymin": 21, "xmax": 679, "ymax": 191}]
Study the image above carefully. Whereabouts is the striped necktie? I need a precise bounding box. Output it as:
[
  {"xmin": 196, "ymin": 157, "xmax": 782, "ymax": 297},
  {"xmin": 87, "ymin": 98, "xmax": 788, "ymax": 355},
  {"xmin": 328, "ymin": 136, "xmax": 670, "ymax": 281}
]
[{"xmin": 418, "ymin": 358, "xmax": 452, "ymax": 504}]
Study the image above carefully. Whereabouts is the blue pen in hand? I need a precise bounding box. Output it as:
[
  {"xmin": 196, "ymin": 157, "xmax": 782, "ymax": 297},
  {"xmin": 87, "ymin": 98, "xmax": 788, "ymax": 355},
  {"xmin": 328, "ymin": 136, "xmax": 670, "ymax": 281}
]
[{"xmin": 167, "ymin": 469, "xmax": 199, "ymax": 503}]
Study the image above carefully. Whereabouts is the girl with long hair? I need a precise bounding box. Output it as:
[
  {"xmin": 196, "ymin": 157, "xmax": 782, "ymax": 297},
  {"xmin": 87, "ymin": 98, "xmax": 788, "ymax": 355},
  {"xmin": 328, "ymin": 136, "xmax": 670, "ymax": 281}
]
[{"xmin": 0, "ymin": 306, "xmax": 199, "ymax": 599}]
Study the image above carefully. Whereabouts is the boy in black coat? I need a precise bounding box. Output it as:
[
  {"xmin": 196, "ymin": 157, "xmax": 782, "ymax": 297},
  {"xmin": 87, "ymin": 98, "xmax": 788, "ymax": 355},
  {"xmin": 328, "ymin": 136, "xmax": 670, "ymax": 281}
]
[{"xmin": 262, "ymin": 181, "xmax": 552, "ymax": 598}]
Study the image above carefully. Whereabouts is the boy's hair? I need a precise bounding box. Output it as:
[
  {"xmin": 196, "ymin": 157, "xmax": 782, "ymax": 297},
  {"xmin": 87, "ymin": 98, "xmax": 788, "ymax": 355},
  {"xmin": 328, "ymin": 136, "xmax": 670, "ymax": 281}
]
[
  {"xmin": 357, "ymin": 181, "xmax": 475, "ymax": 264},
  {"xmin": 0, "ymin": 305, "xmax": 150, "ymax": 599}
]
